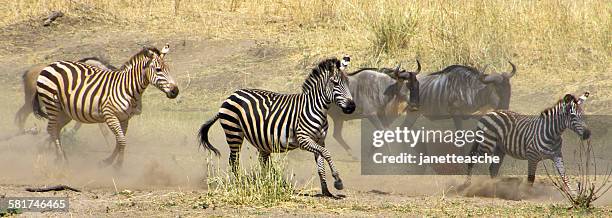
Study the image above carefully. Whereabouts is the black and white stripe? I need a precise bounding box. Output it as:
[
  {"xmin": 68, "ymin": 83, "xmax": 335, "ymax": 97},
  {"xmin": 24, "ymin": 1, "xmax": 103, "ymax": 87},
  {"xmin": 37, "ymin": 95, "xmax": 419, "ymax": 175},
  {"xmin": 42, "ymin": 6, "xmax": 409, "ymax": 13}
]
[
  {"xmin": 33, "ymin": 44, "xmax": 179, "ymax": 168},
  {"xmin": 15, "ymin": 57, "xmax": 118, "ymax": 135},
  {"xmin": 198, "ymin": 57, "xmax": 355, "ymax": 197},
  {"xmin": 465, "ymin": 93, "xmax": 591, "ymax": 191}
]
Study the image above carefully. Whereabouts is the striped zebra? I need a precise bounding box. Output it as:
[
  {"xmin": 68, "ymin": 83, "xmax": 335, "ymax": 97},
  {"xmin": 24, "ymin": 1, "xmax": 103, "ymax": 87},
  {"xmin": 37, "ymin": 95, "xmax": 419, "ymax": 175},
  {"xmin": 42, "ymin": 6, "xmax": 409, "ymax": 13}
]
[
  {"xmin": 33, "ymin": 44, "xmax": 179, "ymax": 168},
  {"xmin": 198, "ymin": 56, "xmax": 355, "ymax": 198},
  {"xmin": 465, "ymin": 93, "xmax": 591, "ymax": 191},
  {"xmin": 15, "ymin": 57, "xmax": 120, "ymax": 141}
]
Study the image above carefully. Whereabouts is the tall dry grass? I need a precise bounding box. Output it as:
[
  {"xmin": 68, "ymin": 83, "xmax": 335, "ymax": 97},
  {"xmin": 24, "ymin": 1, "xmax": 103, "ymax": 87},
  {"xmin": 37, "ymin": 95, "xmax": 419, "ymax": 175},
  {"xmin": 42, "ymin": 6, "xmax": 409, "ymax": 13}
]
[
  {"xmin": 205, "ymin": 155, "xmax": 301, "ymax": 206},
  {"xmin": 3, "ymin": 0, "xmax": 608, "ymax": 69}
]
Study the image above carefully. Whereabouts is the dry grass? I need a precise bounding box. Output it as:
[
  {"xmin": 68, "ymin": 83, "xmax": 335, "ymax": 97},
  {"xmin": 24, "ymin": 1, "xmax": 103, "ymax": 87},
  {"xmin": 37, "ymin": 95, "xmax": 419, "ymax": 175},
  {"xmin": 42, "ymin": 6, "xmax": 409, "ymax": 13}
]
[
  {"xmin": 204, "ymin": 155, "xmax": 302, "ymax": 206},
  {"xmin": 2, "ymin": 0, "xmax": 609, "ymax": 69},
  {"xmin": 545, "ymin": 140, "xmax": 612, "ymax": 210}
]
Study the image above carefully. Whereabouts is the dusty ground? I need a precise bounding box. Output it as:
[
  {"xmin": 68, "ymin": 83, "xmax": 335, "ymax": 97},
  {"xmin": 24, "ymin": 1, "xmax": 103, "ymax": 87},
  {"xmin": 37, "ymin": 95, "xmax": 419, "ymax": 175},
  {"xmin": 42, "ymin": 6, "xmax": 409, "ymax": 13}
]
[{"xmin": 0, "ymin": 10, "xmax": 611, "ymax": 217}]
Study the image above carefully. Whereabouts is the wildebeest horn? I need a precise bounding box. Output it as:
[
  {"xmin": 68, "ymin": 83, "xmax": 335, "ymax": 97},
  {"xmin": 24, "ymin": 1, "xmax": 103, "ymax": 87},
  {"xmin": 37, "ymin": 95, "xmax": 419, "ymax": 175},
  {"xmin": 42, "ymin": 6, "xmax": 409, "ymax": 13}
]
[
  {"xmin": 414, "ymin": 60, "xmax": 421, "ymax": 74},
  {"xmin": 504, "ymin": 61, "xmax": 516, "ymax": 78},
  {"xmin": 394, "ymin": 63, "xmax": 402, "ymax": 78},
  {"xmin": 481, "ymin": 73, "xmax": 504, "ymax": 84}
]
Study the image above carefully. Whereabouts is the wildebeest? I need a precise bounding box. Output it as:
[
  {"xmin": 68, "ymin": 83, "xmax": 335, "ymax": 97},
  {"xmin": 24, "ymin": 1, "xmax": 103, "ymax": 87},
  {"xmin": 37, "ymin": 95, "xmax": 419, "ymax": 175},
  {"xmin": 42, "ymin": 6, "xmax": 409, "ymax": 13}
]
[
  {"xmin": 328, "ymin": 60, "xmax": 421, "ymax": 159},
  {"xmin": 403, "ymin": 61, "xmax": 516, "ymax": 130},
  {"xmin": 14, "ymin": 57, "xmax": 134, "ymax": 141}
]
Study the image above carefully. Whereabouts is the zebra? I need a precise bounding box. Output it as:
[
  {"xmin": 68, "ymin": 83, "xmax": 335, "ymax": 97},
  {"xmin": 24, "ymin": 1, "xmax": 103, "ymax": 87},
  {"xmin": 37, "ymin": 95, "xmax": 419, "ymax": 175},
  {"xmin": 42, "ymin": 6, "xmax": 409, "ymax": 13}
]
[
  {"xmin": 465, "ymin": 92, "xmax": 591, "ymax": 192},
  {"xmin": 15, "ymin": 57, "xmax": 122, "ymax": 144},
  {"xmin": 33, "ymin": 44, "xmax": 179, "ymax": 168},
  {"xmin": 198, "ymin": 56, "xmax": 356, "ymax": 198}
]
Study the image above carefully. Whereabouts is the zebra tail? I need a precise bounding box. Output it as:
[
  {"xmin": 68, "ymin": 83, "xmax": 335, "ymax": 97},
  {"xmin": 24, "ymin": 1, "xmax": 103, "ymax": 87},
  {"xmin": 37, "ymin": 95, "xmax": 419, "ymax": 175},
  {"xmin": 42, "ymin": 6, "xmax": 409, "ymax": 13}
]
[
  {"xmin": 32, "ymin": 92, "xmax": 48, "ymax": 119},
  {"xmin": 198, "ymin": 113, "xmax": 221, "ymax": 156},
  {"xmin": 14, "ymin": 69, "xmax": 30, "ymax": 125}
]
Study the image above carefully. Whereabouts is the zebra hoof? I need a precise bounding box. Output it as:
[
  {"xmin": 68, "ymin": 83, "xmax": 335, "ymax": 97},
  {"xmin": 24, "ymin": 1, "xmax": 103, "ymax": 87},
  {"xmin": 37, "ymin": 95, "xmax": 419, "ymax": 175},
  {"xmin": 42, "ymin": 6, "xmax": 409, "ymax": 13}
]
[{"xmin": 334, "ymin": 180, "xmax": 344, "ymax": 190}]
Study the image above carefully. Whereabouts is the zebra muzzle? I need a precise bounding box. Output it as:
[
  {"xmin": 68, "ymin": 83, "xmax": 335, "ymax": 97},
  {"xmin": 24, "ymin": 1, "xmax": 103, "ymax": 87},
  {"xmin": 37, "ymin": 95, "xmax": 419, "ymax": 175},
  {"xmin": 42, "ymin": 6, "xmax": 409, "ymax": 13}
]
[
  {"xmin": 582, "ymin": 129, "xmax": 591, "ymax": 140},
  {"xmin": 342, "ymin": 101, "xmax": 356, "ymax": 114},
  {"xmin": 166, "ymin": 86, "xmax": 180, "ymax": 99}
]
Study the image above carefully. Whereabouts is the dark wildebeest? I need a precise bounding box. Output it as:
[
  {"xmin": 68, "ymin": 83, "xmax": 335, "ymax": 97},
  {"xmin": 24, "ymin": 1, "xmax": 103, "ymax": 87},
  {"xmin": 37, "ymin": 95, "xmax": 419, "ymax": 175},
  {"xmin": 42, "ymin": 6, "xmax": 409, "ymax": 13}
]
[
  {"xmin": 14, "ymin": 57, "xmax": 138, "ymax": 145},
  {"xmin": 402, "ymin": 62, "xmax": 516, "ymax": 172},
  {"xmin": 403, "ymin": 62, "xmax": 516, "ymax": 130},
  {"xmin": 328, "ymin": 61, "xmax": 421, "ymax": 159}
]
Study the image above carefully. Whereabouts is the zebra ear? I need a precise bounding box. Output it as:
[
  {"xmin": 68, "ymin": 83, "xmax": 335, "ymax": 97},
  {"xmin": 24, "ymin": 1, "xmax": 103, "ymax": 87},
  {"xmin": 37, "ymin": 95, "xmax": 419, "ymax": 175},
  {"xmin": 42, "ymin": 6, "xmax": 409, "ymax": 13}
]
[
  {"xmin": 577, "ymin": 92, "xmax": 589, "ymax": 105},
  {"xmin": 160, "ymin": 43, "xmax": 170, "ymax": 58},
  {"xmin": 563, "ymin": 94, "xmax": 575, "ymax": 104},
  {"xmin": 339, "ymin": 55, "xmax": 350, "ymax": 70}
]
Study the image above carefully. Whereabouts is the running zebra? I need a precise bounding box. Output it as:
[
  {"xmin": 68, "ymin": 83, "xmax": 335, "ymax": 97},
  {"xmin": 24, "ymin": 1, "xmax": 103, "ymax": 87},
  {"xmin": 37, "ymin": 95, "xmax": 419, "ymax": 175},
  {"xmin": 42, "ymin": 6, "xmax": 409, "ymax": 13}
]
[
  {"xmin": 16, "ymin": 57, "xmax": 119, "ymax": 140},
  {"xmin": 33, "ymin": 44, "xmax": 179, "ymax": 168},
  {"xmin": 465, "ymin": 93, "xmax": 591, "ymax": 191},
  {"xmin": 198, "ymin": 56, "xmax": 355, "ymax": 198}
]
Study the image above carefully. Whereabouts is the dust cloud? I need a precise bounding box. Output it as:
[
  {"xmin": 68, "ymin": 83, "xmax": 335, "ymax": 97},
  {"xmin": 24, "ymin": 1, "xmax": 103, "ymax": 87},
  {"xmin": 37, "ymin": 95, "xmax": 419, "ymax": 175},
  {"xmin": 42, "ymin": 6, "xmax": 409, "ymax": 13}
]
[{"xmin": 0, "ymin": 126, "xmax": 208, "ymax": 191}]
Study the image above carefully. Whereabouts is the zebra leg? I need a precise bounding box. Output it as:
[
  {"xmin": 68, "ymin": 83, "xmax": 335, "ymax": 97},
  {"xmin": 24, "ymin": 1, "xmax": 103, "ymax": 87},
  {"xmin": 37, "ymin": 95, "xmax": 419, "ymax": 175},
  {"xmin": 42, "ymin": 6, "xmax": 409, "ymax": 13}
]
[
  {"xmin": 527, "ymin": 159, "xmax": 538, "ymax": 186},
  {"xmin": 464, "ymin": 141, "xmax": 484, "ymax": 186},
  {"xmin": 65, "ymin": 121, "xmax": 81, "ymax": 136},
  {"xmin": 98, "ymin": 123, "xmax": 113, "ymax": 148},
  {"xmin": 113, "ymin": 120, "xmax": 129, "ymax": 168},
  {"xmin": 100, "ymin": 115, "xmax": 127, "ymax": 168},
  {"xmin": 314, "ymin": 153, "xmax": 334, "ymax": 197},
  {"xmin": 489, "ymin": 146, "xmax": 505, "ymax": 178},
  {"xmin": 331, "ymin": 118, "xmax": 358, "ymax": 160},
  {"xmin": 220, "ymin": 118, "xmax": 245, "ymax": 175},
  {"xmin": 300, "ymin": 137, "xmax": 343, "ymax": 192},
  {"xmin": 46, "ymin": 113, "xmax": 71, "ymax": 164},
  {"xmin": 227, "ymin": 137, "xmax": 244, "ymax": 176},
  {"xmin": 552, "ymin": 155, "xmax": 574, "ymax": 194},
  {"xmin": 259, "ymin": 152, "xmax": 271, "ymax": 171}
]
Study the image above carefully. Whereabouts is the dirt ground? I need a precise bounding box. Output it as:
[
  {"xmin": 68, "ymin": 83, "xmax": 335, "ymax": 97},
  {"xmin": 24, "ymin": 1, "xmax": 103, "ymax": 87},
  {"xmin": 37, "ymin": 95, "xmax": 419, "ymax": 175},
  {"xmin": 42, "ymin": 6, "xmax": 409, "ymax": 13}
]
[{"xmin": 0, "ymin": 13, "xmax": 611, "ymax": 217}]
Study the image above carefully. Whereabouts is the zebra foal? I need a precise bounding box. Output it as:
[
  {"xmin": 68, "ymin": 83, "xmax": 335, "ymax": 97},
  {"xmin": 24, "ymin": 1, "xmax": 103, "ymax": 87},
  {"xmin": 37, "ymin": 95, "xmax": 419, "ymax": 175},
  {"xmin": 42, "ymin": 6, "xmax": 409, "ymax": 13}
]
[
  {"xmin": 198, "ymin": 56, "xmax": 355, "ymax": 198},
  {"xmin": 33, "ymin": 44, "xmax": 179, "ymax": 168},
  {"xmin": 465, "ymin": 93, "xmax": 591, "ymax": 192}
]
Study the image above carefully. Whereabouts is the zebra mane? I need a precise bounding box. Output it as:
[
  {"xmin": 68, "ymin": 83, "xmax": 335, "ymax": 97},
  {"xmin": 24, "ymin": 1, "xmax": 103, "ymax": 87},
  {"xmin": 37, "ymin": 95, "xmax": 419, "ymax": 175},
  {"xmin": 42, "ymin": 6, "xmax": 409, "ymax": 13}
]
[
  {"xmin": 302, "ymin": 58, "xmax": 341, "ymax": 93},
  {"xmin": 540, "ymin": 95, "xmax": 578, "ymax": 116},
  {"xmin": 119, "ymin": 47, "xmax": 162, "ymax": 70}
]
